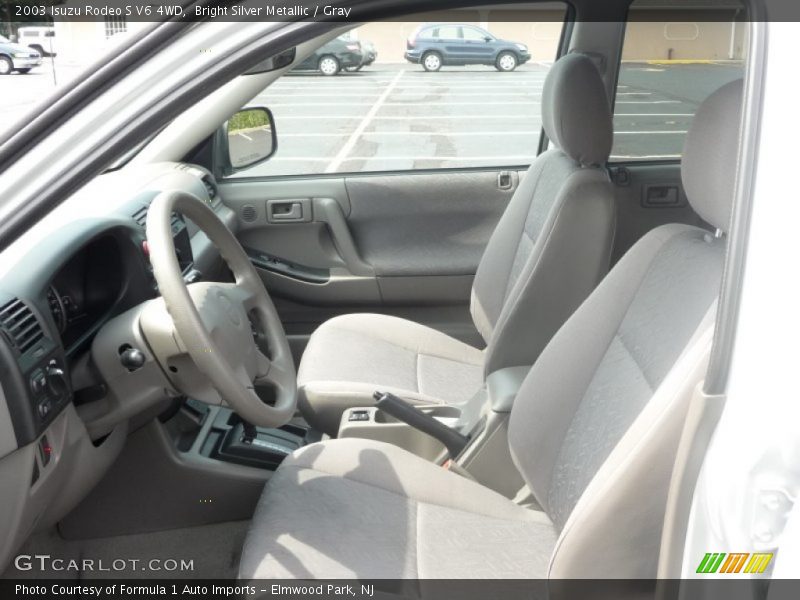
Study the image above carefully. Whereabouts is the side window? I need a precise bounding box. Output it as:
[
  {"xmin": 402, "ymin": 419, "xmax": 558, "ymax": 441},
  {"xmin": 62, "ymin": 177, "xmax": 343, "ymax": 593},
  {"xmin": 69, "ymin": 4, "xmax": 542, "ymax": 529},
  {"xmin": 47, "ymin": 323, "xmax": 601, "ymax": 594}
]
[
  {"xmin": 462, "ymin": 27, "xmax": 490, "ymax": 42},
  {"xmin": 228, "ymin": 9, "xmax": 567, "ymax": 178},
  {"xmin": 435, "ymin": 25, "xmax": 461, "ymax": 40},
  {"xmin": 611, "ymin": 3, "xmax": 746, "ymax": 161}
]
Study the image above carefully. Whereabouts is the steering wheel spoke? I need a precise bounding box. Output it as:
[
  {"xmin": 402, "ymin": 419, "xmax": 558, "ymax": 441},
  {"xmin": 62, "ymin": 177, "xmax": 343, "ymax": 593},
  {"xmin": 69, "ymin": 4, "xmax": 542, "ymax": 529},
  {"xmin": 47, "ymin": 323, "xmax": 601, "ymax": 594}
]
[{"xmin": 144, "ymin": 191, "xmax": 297, "ymax": 428}]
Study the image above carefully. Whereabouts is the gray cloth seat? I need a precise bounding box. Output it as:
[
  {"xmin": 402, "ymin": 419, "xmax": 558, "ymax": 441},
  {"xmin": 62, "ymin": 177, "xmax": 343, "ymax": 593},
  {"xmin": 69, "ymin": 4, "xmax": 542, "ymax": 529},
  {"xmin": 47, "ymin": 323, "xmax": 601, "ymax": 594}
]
[
  {"xmin": 299, "ymin": 53, "xmax": 617, "ymax": 435},
  {"xmin": 239, "ymin": 438, "xmax": 557, "ymax": 579},
  {"xmin": 240, "ymin": 79, "xmax": 744, "ymax": 580},
  {"xmin": 297, "ymin": 313, "xmax": 485, "ymax": 434}
]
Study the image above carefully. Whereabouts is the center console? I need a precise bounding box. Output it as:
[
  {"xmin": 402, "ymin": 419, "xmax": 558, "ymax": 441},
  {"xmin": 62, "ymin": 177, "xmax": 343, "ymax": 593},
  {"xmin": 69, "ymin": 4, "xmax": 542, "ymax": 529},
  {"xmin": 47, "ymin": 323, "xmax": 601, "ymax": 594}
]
[
  {"xmin": 338, "ymin": 366, "xmax": 532, "ymax": 498},
  {"xmin": 164, "ymin": 399, "xmax": 320, "ymax": 470},
  {"xmin": 161, "ymin": 366, "xmax": 531, "ymax": 500}
]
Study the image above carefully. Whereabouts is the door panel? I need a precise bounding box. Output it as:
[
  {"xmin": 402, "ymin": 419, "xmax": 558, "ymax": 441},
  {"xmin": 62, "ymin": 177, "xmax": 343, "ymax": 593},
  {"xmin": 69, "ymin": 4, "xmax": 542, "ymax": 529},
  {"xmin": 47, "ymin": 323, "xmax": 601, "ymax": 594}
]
[
  {"xmin": 218, "ymin": 169, "xmax": 518, "ymax": 360},
  {"xmin": 344, "ymin": 171, "xmax": 517, "ymax": 276},
  {"xmin": 609, "ymin": 163, "xmax": 708, "ymax": 265}
]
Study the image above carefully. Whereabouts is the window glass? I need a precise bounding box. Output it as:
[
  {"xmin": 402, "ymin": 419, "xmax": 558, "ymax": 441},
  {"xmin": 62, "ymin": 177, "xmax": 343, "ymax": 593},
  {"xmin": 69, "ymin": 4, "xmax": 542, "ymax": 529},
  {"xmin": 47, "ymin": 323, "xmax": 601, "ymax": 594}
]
[
  {"xmin": 228, "ymin": 9, "xmax": 567, "ymax": 178},
  {"xmin": 434, "ymin": 25, "xmax": 461, "ymax": 40},
  {"xmin": 462, "ymin": 27, "xmax": 490, "ymax": 41},
  {"xmin": 611, "ymin": 3, "xmax": 746, "ymax": 161}
]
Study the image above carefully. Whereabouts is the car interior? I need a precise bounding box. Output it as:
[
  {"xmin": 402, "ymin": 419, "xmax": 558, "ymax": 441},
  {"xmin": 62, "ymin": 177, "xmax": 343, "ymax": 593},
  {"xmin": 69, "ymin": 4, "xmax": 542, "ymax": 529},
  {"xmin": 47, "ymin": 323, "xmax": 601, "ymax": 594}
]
[{"xmin": 0, "ymin": 0, "xmax": 752, "ymax": 584}]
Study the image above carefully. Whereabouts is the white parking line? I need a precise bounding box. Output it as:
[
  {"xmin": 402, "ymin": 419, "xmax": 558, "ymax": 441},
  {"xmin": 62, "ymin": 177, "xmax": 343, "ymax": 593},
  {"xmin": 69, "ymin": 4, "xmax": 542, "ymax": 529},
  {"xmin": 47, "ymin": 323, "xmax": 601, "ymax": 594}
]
[
  {"xmin": 614, "ymin": 130, "xmax": 688, "ymax": 134},
  {"xmin": 281, "ymin": 131, "xmax": 543, "ymax": 137},
  {"xmin": 268, "ymin": 101, "xmax": 541, "ymax": 107},
  {"xmin": 384, "ymin": 101, "xmax": 540, "ymax": 106},
  {"xmin": 393, "ymin": 85, "xmax": 545, "ymax": 89},
  {"xmin": 616, "ymin": 100, "xmax": 683, "ymax": 104},
  {"xmin": 272, "ymin": 156, "xmax": 536, "ymax": 162},
  {"xmin": 261, "ymin": 92, "xmax": 544, "ymax": 98},
  {"xmin": 610, "ymin": 154, "xmax": 681, "ymax": 160},
  {"xmin": 324, "ymin": 69, "xmax": 406, "ymax": 173},
  {"xmin": 279, "ymin": 130, "xmax": 684, "ymax": 138},
  {"xmin": 278, "ymin": 115, "xmax": 540, "ymax": 120},
  {"xmin": 614, "ymin": 113, "xmax": 694, "ymax": 117}
]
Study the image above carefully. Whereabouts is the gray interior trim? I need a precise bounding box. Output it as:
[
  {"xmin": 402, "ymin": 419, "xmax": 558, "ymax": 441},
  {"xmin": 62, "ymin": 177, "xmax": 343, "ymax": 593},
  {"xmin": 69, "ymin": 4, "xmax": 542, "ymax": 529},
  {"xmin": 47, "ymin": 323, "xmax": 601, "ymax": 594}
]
[
  {"xmin": 658, "ymin": 19, "xmax": 764, "ymax": 578},
  {"xmin": 487, "ymin": 366, "xmax": 530, "ymax": 413},
  {"xmin": 0, "ymin": 384, "xmax": 16, "ymax": 459},
  {"xmin": 705, "ymin": 20, "xmax": 765, "ymax": 395}
]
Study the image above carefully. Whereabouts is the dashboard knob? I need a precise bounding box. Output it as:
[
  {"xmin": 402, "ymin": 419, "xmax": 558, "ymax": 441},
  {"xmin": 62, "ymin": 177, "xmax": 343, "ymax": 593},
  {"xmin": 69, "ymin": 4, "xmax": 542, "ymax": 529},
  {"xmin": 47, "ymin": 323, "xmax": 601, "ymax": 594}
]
[
  {"xmin": 120, "ymin": 348, "xmax": 146, "ymax": 371},
  {"xmin": 45, "ymin": 364, "xmax": 69, "ymax": 397}
]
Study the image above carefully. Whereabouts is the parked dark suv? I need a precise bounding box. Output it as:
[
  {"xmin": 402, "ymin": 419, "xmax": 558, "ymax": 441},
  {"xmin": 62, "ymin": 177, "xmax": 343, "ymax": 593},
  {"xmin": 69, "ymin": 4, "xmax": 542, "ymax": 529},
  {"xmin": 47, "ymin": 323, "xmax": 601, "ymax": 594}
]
[
  {"xmin": 405, "ymin": 23, "xmax": 531, "ymax": 72},
  {"xmin": 294, "ymin": 36, "xmax": 367, "ymax": 76}
]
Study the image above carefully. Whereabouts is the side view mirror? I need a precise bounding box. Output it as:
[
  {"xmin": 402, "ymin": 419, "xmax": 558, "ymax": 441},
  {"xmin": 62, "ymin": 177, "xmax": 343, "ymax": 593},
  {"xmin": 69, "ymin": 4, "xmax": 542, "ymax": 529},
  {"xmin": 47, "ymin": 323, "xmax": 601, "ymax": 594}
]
[
  {"xmin": 223, "ymin": 107, "xmax": 277, "ymax": 174},
  {"xmin": 484, "ymin": 36, "xmax": 493, "ymax": 42}
]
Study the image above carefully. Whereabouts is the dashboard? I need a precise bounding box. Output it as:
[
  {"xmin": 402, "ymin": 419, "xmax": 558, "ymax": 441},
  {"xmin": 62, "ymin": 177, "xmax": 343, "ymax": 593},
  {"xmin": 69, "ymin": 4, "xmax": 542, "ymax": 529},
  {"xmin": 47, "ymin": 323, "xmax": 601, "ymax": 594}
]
[
  {"xmin": 0, "ymin": 162, "xmax": 224, "ymax": 450},
  {"xmin": 46, "ymin": 235, "xmax": 125, "ymax": 353},
  {"xmin": 0, "ymin": 161, "xmax": 238, "ymax": 577}
]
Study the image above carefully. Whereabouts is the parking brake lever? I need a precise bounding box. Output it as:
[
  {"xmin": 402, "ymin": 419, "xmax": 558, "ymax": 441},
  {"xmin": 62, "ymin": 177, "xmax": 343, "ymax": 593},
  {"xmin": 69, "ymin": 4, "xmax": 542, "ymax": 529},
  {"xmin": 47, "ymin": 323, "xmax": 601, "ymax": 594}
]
[{"xmin": 373, "ymin": 391, "xmax": 470, "ymax": 459}]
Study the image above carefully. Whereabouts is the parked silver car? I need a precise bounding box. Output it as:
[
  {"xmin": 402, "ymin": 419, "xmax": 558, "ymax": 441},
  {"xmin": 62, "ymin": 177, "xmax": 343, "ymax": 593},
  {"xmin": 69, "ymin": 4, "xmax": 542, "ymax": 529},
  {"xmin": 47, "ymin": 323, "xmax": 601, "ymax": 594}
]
[{"xmin": 0, "ymin": 34, "xmax": 42, "ymax": 75}]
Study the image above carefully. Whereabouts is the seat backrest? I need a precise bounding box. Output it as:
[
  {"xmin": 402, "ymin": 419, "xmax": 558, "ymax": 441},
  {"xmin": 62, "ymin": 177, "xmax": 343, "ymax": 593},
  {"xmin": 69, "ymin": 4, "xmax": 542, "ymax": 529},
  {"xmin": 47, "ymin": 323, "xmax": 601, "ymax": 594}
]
[
  {"xmin": 471, "ymin": 53, "xmax": 616, "ymax": 376},
  {"xmin": 507, "ymin": 80, "xmax": 744, "ymax": 577}
]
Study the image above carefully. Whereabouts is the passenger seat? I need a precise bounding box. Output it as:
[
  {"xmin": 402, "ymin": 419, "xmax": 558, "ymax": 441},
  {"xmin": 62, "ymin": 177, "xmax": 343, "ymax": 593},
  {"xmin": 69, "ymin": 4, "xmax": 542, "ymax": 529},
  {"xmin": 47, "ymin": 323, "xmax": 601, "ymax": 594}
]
[{"xmin": 297, "ymin": 52, "xmax": 617, "ymax": 435}]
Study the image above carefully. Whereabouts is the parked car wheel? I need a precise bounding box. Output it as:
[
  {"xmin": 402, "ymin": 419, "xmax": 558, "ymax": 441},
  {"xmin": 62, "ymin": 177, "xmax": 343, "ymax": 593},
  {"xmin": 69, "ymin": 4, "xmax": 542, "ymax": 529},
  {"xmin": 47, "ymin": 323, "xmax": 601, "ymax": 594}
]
[
  {"xmin": 0, "ymin": 56, "xmax": 12, "ymax": 75},
  {"xmin": 16, "ymin": 68, "xmax": 31, "ymax": 74},
  {"xmin": 422, "ymin": 51, "xmax": 442, "ymax": 72},
  {"xmin": 496, "ymin": 51, "xmax": 518, "ymax": 72},
  {"xmin": 318, "ymin": 55, "xmax": 341, "ymax": 76}
]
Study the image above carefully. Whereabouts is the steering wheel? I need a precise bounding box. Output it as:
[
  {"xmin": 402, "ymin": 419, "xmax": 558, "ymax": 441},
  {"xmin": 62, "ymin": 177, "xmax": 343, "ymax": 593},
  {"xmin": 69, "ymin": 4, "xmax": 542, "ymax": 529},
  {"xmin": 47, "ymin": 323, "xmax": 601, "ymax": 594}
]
[{"xmin": 146, "ymin": 190, "xmax": 296, "ymax": 428}]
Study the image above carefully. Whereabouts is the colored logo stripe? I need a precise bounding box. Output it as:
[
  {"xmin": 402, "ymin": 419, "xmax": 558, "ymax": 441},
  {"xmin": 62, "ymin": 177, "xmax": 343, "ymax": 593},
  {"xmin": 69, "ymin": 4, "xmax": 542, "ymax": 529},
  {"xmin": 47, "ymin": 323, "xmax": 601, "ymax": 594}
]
[
  {"xmin": 719, "ymin": 553, "xmax": 749, "ymax": 573},
  {"xmin": 696, "ymin": 552, "xmax": 773, "ymax": 574},
  {"xmin": 697, "ymin": 553, "xmax": 726, "ymax": 573},
  {"xmin": 744, "ymin": 553, "xmax": 773, "ymax": 574}
]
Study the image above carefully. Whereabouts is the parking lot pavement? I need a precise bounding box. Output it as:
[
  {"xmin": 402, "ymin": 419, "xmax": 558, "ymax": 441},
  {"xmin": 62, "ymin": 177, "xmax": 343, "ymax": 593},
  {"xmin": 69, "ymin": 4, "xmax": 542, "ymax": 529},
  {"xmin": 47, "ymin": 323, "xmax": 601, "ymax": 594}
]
[
  {"xmin": 0, "ymin": 60, "xmax": 86, "ymax": 137},
  {"xmin": 612, "ymin": 62, "xmax": 744, "ymax": 159},
  {"xmin": 239, "ymin": 61, "xmax": 744, "ymax": 177},
  {"xmin": 244, "ymin": 63, "xmax": 550, "ymax": 176},
  {"xmin": 0, "ymin": 59, "xmax": 744, "ymax": 172}
]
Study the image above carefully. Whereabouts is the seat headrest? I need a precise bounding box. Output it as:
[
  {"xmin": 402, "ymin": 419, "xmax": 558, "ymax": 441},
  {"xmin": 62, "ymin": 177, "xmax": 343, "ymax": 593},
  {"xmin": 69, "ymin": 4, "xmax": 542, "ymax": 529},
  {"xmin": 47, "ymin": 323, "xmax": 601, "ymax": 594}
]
[
  {"xmin": 542, "ymin": 52, "xmax": 613, "ymax": 167},
  {"xmin": 681, "ymin": 79, "xmax": 744, "ymax": 233}
]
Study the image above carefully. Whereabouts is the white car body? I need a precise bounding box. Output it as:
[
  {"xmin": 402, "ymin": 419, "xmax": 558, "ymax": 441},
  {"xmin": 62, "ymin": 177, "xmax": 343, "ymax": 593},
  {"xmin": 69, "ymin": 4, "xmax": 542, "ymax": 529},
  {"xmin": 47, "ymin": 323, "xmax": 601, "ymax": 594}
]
[{"xmin": 17, "ymin": 26, "xmax": 57, "ymax": 57}]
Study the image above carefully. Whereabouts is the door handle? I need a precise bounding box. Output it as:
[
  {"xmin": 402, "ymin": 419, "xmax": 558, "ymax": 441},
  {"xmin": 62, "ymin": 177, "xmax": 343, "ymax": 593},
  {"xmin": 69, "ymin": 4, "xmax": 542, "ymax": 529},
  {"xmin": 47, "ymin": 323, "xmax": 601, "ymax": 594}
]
[
  {"xmin": 497, "ymin": 171, "xmax": 514, "ymax": 190},
  {"xmin": 642, "ymin": 184, "xmax": 682, "ymax": 208},
  {"xmin": 266, "ymin": 199, "xmax": 311, "ymax": 223}
]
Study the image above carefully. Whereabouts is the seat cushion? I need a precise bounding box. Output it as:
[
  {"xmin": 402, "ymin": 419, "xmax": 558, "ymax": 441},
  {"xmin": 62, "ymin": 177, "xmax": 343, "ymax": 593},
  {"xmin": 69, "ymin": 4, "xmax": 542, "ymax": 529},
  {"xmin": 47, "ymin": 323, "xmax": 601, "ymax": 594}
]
[
  {"xmin": 297, "ymin": 314, "xmax": 484, "ymax": 435},
  {"xmin": 239, "ymin": 438, "xmax": 557, "ymax": 579}
]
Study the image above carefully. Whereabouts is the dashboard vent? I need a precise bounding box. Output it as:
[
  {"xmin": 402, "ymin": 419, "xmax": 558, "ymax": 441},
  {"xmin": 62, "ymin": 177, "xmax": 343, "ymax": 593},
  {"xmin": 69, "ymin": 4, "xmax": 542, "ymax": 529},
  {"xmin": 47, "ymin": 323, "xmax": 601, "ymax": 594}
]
[
  {"xmin": 0, "ymin": 298, "xmax": 44, "ymax": 354},
  {"xmin": 202, "ymin": 177, "xmax": 218, "ymax": 202},
  {"xmin": 132, "ymin": 206, "xmax": 182, "ymax": 230},
  {"xmin": 132, "ymin": 206, "xmax": 149, "ymax": 228}
]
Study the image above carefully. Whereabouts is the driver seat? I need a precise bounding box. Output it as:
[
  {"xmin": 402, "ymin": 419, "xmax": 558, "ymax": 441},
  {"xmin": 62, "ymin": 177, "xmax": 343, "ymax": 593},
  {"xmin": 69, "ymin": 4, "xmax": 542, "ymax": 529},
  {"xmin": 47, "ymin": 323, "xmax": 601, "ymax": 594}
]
[
  {"xmin": 239, "ymin": 80, "xmax": 743, "ymax": 579},
  {"xmin": 297, "ymin": 52, "xmax": 617, "ymax": 435}
]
